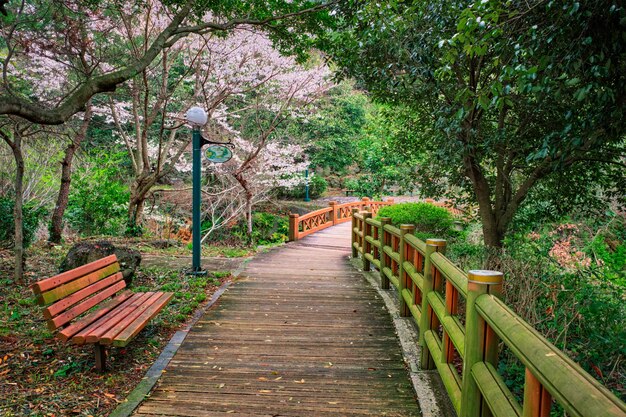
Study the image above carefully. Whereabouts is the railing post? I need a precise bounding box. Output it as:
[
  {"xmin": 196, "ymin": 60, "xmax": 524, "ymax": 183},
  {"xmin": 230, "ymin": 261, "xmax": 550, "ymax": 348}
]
[
  {"xmin": 379, "ymin": 217, "xmax": 391, "ymax": 289},
  {"xmin": 329, "ymin": 201, "xmax": 338, "ymax": 225},
  {"xmin": 419, "ymin": 238, "xmax": 447, "ymax": 369},
  {"xmin": 522, "ymin": 368, "xmax": 552, "ymax": 417},
  {"xmin": 288, "ymin": 213, "xmax": 299, "ymax": 242},
  {"xmin": 351, "ymin": 208, "xmax": 359, "ymax": 258},
  {"xmin": 362, "ymin": 211, "xmax": 373, "ymax": 271},
  {"xmin": 460, "ymin": 270, "xmax": 503, "ymax": 417},
  {"xmin": 361, "ymin": 197, "xmax": 370, "ymax": 210},
  {"xmin": 398, "ymin": 224, "xmax": 416, "ymax": 317}
]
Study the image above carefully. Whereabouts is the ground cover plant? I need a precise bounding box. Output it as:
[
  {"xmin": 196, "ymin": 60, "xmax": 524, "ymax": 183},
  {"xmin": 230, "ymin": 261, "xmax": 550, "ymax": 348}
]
[{"xmin": 0, "ymin": 244, "xmax": 231, "ymax": 417}]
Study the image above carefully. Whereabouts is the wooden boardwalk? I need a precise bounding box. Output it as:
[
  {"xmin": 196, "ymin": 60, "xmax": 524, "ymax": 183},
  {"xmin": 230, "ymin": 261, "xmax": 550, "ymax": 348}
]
[{"xmin": 134, "ymin": 223, "xmax": 421, "ymax": 417}]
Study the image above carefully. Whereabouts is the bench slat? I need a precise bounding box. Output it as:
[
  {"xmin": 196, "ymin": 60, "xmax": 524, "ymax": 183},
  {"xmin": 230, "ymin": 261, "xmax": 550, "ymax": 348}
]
[
  {"xmin": 70, "ymin": 292, "xmax": 147, "ymax": 345},
  {"xmin": 81, "ymin": 292, "xmax": 155, "ymax": 345},
  {"xmin": 110, "ymin": 292, "xmax": 173, "ymax": 347},
  {"xmin": 99, "ymin": 292, "xmax": 165, "ymax": 344},
  {"xmin": 37, "ymin": 263, "xmax": 120, "ymax": 306},
  {"xmin": 31, "ymin": 255, "xmax": 118, "ymax": 294},
  {"xmin": 57, "ymin": 291, "xmax": 133, "ymax": 341},
  {"xmin": 44, "ymin": 273, "xmax": 125, "ymax": 319},
  {"xmin": 48, "ymin": 279, "xmax": 127, "ymax": 330}
]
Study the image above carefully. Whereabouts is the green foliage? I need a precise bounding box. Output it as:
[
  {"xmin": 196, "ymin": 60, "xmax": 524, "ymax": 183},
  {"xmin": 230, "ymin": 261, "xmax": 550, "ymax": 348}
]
[
  {"xmin": 0, "ymin": 197, "xmax": 47, "ymax": 249},
  {"xmin": 65, "ymin": 152, "xmax": 130, "ymax": 236},
  {"xmin": 301, "ymin": 85, "xmax": 369, "ymax": 175},
  {"xmin": 326, "ymin": 0, "xmax": 626, "ymax": 246},
  {"xmin": 449, "ymin": 217, "xmax": 626, "ymax": 400},
  {"xmin": 279, "ymin": 174, "xmax": 327, "ymax": 199},
  {"xmin": 243, "ymin": 212, "xmax": 289, "ymax": 246},
  {"xmin": 589, "ymin": 216, "xmax": 626, "ymax": 286},
  {"xmin": 376, "ymin": 203, "xmax": 455, "ymax": 238}
]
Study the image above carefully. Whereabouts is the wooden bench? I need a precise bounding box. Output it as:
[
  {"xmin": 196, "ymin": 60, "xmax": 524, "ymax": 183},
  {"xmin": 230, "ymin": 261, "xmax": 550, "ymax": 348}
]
[{"xmin": 30, "ymin": 254, "xmax": 173, "ymax": 371}]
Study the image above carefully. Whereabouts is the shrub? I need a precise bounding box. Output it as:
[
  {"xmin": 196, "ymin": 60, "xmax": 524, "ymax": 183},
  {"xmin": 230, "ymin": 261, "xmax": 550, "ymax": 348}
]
[
  {"xmin": 451, "ymin": 223, "xmax": 626, "ymax": 401},
  {"xmin": 376, "ymin": 202, "xmax": 455, "ymax": 238},
  {"xmin": 278, "ymin": 175, "xmax": 327, "ymax": 200},
  {"xmin": 214, "ymin": 212, "xmax": 290, "ymax": 246},
  {"xmin": 0, "ymin": 197, "xmax": 47, "ymax": 249},
  {"xmin": 343, "ymin": 177, "xmax": 373, "ymax": 197},
  {"xmin": 65, "ymin": 152, "xmax": 130, "ymax": 236}
]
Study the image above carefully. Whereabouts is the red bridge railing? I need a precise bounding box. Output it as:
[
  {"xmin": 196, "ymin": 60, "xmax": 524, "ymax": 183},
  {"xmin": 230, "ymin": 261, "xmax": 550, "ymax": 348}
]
[{"xmin": 288, "ymin": 197, "xmax": 394, "ymax": 241}]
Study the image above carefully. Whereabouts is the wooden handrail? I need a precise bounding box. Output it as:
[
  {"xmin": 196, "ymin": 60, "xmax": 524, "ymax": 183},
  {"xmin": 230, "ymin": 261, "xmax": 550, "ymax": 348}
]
[
  {"xmin": 350, "ymin": 210, "xmax": 626, "ymax": 417},
  {"xmin": 288, "ymin": 197, "xmax": 394, "ymax": 241}
]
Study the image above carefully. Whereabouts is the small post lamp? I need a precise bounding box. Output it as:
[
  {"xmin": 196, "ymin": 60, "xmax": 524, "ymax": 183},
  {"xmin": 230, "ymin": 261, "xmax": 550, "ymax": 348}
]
[
  {"xmin": 186, "ymin": 106, "xmax": 208, "ymax": 275},
  {"xmin": 304, "ymin": 168, "xmax": 311, "ymax": 202}
]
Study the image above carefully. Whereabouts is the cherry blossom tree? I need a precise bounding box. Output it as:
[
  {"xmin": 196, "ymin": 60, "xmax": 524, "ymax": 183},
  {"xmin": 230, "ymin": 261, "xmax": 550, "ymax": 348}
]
[
  {"xmin": 0, "ymin": 0, "xmax": 335, "ymax": 124},
  {"xmin": 98, "ymin": 21, "xmax": 330, "ymax": 231}
]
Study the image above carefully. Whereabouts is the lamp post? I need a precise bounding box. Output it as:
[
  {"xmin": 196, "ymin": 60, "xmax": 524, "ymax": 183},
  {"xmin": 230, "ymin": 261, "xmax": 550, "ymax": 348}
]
[
  {"xmin": 185, "ymin": 106, "xmax": 208, "ymax": 275},
  {"xmin": 304, "ymin": 168, "xmax": 311, "ymax": 202}
]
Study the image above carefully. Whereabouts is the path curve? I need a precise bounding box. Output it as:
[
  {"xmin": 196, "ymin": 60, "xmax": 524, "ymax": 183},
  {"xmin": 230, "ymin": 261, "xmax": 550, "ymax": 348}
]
[{"xmin": 134, "ymin": 222, "xmax": 421, "ymax": 416}]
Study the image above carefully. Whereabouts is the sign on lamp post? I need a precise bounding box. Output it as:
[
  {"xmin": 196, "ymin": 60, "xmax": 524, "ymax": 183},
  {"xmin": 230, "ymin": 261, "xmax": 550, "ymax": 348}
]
[{"xmin": 304, "ymin": 168, "xmax": 311, "ymax": 202}]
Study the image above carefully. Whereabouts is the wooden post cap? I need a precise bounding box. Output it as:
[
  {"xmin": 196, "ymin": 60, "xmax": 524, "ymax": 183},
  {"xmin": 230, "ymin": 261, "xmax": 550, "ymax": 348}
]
[
  {"xmin": 426, "ymin": 238, "xmax": 447, "ymax": 247},
  {"xmin": 289, "ymin": 213, "xmax": 299, "ymax": 218},
  {"xmin": 362, "ymin": 211, "xmax": 372, "ymax": 217},
  {"xmin": 329, "ymin": 201, "xmax": 337, "ymax": 205},
  {"xmin": 379, "ymin": 217, "xmax": 391, "ymax": 223},
  {"xmin": 400, "ymin": 224, "xmax": 415, "ymax": 231},
  {"xmin": 362, "ymin": 197, "xmax": 370, "ymax": 202},
  {"xmin": 351, "ymin": 207, "xmax": 360, "ymax": 213},
  {"xmin": 468, "ymin": 270, "xmax": 503, "ymax": 284}
]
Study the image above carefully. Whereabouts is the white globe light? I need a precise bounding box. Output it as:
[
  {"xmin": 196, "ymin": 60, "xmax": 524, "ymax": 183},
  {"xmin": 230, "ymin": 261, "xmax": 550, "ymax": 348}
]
[{"xmin": 185, "ymin": 106, "xmax": 208, "ymax": 126}]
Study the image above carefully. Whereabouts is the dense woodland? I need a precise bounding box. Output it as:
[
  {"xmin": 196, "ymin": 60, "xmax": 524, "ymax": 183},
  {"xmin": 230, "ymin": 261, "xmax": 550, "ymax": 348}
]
[{"xmin": 0, "ymin": 1, "xmax": 624, "ymax": 415}]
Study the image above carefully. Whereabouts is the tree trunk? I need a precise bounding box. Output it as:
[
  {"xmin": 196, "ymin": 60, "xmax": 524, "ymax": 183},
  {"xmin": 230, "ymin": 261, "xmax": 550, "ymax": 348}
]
[
  {"xmin": 246, "ymin": 195, "xmax": 253, "ymax": 237},
  {"xmin": 233, "ymin": 173, "xmax": 254, "ymax": 243},
  {"xmin": 463, "ymin": 153, "xmax": 506, "ymax": 249},
  {"xmin": 127, "ymin": 171, "xmax": 159, "ymax": 233},
  {"xmin": 11, "ymin": 133, "xmax": 24, "ymax": 283},
  {"xmin": 49, "ymin": 102, "xmax": 92, "ymax": 244}
]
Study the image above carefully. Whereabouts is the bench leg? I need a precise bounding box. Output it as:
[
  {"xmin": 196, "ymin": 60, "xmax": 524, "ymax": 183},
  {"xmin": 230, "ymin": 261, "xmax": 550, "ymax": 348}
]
[{"xmin": 94, "ymin": 344, "xmax": 107, "ymax": 372}]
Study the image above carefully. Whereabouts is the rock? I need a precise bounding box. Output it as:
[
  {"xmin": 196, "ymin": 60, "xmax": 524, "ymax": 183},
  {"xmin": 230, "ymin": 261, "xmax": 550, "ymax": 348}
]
[
  {"xmin": 59, "ymin": 241, "xmax": 141, "ymax": 286},
  {"xmin": 149, "ymin": 239, "xmax": 180, "ymax": 249}
]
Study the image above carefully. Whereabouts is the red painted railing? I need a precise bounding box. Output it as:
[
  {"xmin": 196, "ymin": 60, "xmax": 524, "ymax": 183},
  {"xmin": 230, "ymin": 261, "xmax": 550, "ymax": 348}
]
[{"xmin": 288, "ymin": 198, "xmax": 394, "ymax": 241}]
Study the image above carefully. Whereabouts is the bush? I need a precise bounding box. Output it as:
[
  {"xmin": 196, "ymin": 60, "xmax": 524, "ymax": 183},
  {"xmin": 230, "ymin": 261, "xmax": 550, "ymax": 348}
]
[
  {"xmin": 65, "ymin": 152, "xmax": 130, "ymax": 236},
  {"xmin": 376, "ymin": 202, "xmax": 455, "ymax": 238},
  {"xmin": 450, "ymin": 221, "xmax": 626, "ymax": 401},
  {"xmin": 278, "ymin": 175, "xmax": 327, "ymax": 200},
  {"xmin": 230, "ymin": 212, "xmax": 289, "ymax": 246},
  {"xmin": 343, "ymin": 177, "xmax": 373, "ymax": 197},
  {"xmin": 0, "ymin": 197, "xmax": 47, "ymax": 249}
]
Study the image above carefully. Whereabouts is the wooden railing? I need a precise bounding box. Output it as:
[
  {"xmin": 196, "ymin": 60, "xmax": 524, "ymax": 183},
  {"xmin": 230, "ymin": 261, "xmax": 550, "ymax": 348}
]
[
  {"xmin": 351, "ymin": 210, "xmax": 626, "ymax": 417},
  {"xmin": 288, "ymin": 197, "xmax": 393, "ymax": 241}
]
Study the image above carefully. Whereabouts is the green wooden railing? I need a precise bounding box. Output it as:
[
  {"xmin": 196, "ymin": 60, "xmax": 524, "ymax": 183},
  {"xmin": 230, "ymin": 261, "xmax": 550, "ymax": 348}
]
[{"xmin": 351, "ymin": 209, "xmax": 626, "ymax": 417}]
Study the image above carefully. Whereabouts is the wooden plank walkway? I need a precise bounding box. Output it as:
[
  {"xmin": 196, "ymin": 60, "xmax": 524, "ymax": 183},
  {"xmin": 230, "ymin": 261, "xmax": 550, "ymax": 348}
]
[{"xmin": 134, "ymin": 222, "xmax": 421, "ymax": 417}]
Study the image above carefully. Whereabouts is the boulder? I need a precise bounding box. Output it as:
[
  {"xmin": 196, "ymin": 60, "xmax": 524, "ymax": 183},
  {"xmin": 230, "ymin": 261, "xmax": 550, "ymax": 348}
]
[{"xmin": 59, "ymin": 241, "xmax": 141, "ymax": 286}]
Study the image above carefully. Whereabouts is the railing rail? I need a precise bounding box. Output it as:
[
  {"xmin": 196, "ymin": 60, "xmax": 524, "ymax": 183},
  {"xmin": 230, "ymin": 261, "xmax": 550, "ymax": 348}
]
[
  {"xmin": 288, "ymin": 197, "xmax": 393, "ymax": 241},
  {"xmin": 351, "ymin": 210, "xmax": 626, "ymax": 417}
]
